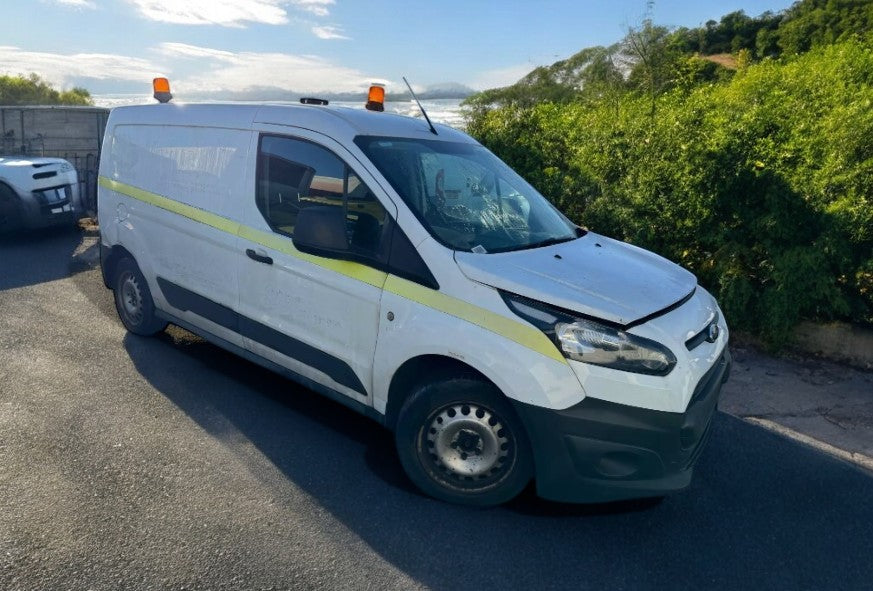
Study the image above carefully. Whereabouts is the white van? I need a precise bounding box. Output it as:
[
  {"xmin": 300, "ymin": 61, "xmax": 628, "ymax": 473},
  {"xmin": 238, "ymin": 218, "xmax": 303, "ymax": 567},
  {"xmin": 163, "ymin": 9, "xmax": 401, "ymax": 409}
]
[{"xmin": 98, "ymin": 88, "xmax": 729, "ymax": 506}]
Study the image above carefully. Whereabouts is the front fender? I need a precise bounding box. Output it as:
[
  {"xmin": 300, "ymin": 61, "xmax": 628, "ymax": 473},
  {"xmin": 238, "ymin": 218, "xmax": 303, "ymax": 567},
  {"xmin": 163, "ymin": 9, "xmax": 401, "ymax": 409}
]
[{"xmin": 372, "ymin": 290, "xmax": 586, "ymax": 415}]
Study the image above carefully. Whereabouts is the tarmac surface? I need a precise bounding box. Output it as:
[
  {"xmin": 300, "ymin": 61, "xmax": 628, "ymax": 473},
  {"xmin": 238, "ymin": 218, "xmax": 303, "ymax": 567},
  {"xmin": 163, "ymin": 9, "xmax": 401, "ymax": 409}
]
[{"xmin": 2, "ymin": 227, "xmax": 872, "ymax": 590}]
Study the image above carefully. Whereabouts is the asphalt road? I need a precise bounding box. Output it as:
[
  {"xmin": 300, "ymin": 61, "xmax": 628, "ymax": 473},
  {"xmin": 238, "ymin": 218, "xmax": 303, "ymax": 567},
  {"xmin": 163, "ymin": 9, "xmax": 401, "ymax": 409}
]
[{"xmin": 2, "ymin": 228, "xmax": 873, "ymax": 590}]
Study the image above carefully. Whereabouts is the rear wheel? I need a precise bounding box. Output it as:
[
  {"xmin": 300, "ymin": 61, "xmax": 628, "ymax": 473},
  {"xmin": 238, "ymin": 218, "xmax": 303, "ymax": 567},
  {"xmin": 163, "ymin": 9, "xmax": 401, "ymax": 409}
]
[
  {"xmin": 113, "ymin": 257, "xmax": 166, "ymax": 336},
  {"xmin": 395, "ymin": 376, "xmax": 533, "ymax": 506}
]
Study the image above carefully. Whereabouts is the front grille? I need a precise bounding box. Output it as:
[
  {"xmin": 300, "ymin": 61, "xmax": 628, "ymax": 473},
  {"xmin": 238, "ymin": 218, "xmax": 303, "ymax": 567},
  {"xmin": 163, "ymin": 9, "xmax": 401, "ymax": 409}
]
[
  {"xmin": 33, "ymin": 185, "xmax": 73, "ymax": 214},
  {"xmin": 685, "ymin": 311, "xmax": 720, "ymax": 350}
]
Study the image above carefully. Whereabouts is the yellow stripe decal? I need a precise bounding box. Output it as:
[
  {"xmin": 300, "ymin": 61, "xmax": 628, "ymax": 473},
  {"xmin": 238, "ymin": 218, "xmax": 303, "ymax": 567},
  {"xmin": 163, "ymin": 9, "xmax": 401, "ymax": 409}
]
[
  {"xmin": 383, "ymin": 275, "xmax": 566, "ymax": 363},
  {"xmin": 100, "ymin": 176, "xmax": 565, "ymax": 363},
  {"xmin": 236, "ymin": 224, "xmax": 387, "ymax": 288},
  {"xmin": 99, "ymin": 177, "xmax": 242, "ymax": 236}
]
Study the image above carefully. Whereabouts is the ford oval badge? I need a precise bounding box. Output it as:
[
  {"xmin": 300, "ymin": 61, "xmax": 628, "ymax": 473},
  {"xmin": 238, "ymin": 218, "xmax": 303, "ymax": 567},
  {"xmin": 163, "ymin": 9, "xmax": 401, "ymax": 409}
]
[{"xmin": 706, "ymin": 323, "xmax": 720, "ymax": 343}]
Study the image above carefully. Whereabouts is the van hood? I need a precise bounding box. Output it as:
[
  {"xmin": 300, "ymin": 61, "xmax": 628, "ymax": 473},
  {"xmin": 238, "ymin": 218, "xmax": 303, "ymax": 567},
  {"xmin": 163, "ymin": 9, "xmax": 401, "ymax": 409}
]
[
  {"xmin": 455, "ymin": 232, "xmax": 697, "ymax": 326},
  {"xmin": 0, "ymin": 156, "xmax": 71, "ymax": 168}
]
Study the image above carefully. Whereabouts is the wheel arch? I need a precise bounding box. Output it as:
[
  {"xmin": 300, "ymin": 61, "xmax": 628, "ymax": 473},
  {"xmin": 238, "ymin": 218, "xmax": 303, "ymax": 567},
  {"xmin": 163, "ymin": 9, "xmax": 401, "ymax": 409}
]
[
  {"xmin": 101, "ymin": 243, "xmax": 135, "ymax": 288},
  {"xmin": 384, "ymin": 354, "xmax": 501, "ymax": 431},
  {"xmin": 0, "ymin": 181, "xmax": 23, "ymax": 207},
  {"xmin": 389, "ymin": 353, "xmax": 537, "ymax": 506},
  {"xmin": 0, "ymin": 181, "xmax": 23, "ymax": 229}
]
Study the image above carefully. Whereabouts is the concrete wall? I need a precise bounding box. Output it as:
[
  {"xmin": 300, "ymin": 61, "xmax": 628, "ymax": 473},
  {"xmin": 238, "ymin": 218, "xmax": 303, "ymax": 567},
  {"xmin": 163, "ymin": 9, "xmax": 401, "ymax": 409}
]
[
  {"xmin": 1, "ymin": 106, "xmax": 110, "ymax": 213},
  {"xmin": 793, "ymin": 322, "xmax": 873, "ymax": 370}
]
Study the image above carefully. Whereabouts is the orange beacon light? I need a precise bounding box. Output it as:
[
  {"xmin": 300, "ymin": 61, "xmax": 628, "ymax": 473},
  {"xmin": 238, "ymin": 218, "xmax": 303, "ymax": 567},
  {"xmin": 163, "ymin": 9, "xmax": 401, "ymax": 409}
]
[
  {"xmin": 365, "ymin": 84, "xmax": 385, "ymax": 112},
  {"xmin": 153, "ymin": 77, "xmax": 172, "ymax": 103}
]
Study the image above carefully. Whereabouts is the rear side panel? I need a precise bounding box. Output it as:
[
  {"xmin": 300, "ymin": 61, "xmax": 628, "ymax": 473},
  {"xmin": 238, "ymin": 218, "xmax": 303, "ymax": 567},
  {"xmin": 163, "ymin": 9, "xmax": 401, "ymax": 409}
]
[{"xmin": 99, "ymin": 121, "xmax": 254, "ymax": 348}]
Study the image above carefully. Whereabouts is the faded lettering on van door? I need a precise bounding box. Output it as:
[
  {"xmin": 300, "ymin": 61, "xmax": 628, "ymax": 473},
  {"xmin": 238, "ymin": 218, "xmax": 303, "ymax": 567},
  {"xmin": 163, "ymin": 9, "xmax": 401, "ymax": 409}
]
[
  {"xmin": 108, "ymin": 125, "xmax": 248, "ymax": 219},
  {"xmin": 106, "ymin": 124, "xmax": 253, "ymax": 345}
]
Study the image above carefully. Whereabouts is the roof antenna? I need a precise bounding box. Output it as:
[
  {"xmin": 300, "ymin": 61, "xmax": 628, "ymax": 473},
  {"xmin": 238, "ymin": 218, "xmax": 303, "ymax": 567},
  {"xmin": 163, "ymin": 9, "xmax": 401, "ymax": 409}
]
[{"xmin": 403, "ymin": 76, "xmax": 437, "ymax": 135}]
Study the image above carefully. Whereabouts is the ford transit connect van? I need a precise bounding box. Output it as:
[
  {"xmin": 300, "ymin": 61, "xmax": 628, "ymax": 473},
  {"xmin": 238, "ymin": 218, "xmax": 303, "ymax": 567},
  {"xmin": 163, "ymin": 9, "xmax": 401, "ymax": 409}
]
[{"xmin": 98, "ymin": 88, "xmax": 729, "ymax": 506}]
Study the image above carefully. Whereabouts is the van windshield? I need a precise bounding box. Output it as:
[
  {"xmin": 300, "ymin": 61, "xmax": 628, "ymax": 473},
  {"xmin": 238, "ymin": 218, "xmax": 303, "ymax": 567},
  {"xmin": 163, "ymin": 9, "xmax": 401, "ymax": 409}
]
[{"xmin": 355, "ymin": 136, "xmax": 579, "ymax": 253}]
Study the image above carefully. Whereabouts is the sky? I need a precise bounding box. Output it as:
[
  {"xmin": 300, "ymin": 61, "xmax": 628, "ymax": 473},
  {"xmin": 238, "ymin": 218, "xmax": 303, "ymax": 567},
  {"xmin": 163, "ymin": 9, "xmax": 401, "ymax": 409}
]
[{"xmin": 0, "ymin": 0, "xmax": 796, "ymax": 99}]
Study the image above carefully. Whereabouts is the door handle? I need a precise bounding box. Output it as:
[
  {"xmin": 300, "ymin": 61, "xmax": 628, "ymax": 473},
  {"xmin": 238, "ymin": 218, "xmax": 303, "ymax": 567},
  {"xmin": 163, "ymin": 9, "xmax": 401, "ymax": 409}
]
[{"xmin": 246, "ymin": 248, "xmax": 273, "ymax": 265}]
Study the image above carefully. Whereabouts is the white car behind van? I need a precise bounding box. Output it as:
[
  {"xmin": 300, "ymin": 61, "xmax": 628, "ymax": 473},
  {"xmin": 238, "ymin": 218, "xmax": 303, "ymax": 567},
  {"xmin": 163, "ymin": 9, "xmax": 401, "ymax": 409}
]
[
  {"xmin": 0, "ymin": 156, "xmax": 79, "ymax": 232},
  {"xmin": 98, "ymin": 88, "xmax": 729, "ymax": 506}
]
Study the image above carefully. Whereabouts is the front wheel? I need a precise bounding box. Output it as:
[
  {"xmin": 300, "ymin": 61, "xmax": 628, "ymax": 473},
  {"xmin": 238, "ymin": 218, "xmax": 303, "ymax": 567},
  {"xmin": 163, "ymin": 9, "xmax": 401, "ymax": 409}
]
[
  {"xmin": 113, "ymin": 257, "xmax": 166, "ymax": 336},
  {"xmin": 395, "ymin": 376, "xmax": 533, "ymax": 506}
]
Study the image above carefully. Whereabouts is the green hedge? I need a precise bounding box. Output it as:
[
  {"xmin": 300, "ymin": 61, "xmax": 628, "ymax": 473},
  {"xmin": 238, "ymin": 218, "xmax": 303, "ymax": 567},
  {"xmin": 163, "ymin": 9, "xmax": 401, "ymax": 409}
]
[{"xmin": 466, "ymin": 39, "xmax": 873, "ymax": 346}]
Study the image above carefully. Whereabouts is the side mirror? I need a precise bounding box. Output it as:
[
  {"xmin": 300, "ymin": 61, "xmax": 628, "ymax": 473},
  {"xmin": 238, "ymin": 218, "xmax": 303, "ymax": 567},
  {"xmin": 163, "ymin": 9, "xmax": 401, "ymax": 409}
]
[{"xmin": 292, "ymin": 206, "xmax": 349, "ymax": 257}]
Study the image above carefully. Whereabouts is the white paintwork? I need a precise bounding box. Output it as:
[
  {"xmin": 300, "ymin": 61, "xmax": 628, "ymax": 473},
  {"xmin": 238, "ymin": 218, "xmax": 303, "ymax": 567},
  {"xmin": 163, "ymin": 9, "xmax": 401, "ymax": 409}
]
[
  {"xmin": 106, "ymin": 123, "xmax": 253, "ymax": 219},
  {"xmin": 99, "ymin": 100, "xmax": 728, "ymax": 422},
  {"xmin": 103, "ymin": 122, "xmax": 253, "ymax": 348},
  {"xmin": 456, "ymin": 232, "xmax": 697, "ymax": 326},
  {"xmin": 0, "ymin": 156, "xmax": 80, "ymax": 222},
  {"xmin": 236, "ymin": 124, "xmax": 395, "ymax": 401},
  {"xmin": 569, "ymin": 287, "xmax": 728, "ymax": 412},
  {"xmin": 372, "ymin": 286, "xmax": 586, "ymax": 414},
  {"xmin": 0, "ymin": 156, "xmax": 77, "ymax": 194}
]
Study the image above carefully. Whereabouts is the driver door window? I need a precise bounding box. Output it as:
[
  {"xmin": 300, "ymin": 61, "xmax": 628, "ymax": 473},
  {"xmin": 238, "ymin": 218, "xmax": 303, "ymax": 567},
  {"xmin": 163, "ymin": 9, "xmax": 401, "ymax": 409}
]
[{"xmin": 256, "ymin": 135, "xmax": 388, "ymax": 260}]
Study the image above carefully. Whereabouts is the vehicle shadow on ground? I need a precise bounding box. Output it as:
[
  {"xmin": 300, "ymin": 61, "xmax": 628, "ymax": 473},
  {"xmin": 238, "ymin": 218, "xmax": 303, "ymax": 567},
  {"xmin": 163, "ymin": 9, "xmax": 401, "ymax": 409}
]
[
  {"xmin": 123, "ymin": 328, "xmax": 873, "ymax": 590},
  {"xmin": 0, "ymin": 226, "xmax": 85, "ymax": 291}
]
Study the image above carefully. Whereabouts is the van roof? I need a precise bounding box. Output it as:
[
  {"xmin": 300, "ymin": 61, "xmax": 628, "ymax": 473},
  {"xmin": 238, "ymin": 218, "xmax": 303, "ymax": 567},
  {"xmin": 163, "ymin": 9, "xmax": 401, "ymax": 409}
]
[{"xmin": 107, "ymin": 102, "xmax": 474, "ymax": 145}]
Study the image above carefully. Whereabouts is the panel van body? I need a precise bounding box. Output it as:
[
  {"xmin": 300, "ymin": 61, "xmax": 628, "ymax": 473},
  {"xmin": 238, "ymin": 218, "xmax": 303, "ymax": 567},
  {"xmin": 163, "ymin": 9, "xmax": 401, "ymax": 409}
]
[{"xmin": 99, "ymin": 101, "xmax": 729, "ymax": 506}]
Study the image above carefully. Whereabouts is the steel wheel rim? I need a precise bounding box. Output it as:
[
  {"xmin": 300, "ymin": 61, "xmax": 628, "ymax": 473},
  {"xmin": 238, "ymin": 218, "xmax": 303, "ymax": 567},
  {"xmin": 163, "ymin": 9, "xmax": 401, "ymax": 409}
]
[
  {"xmin": 119, "ymin": 272, "xmax": 144, "ymax": 325},
  {"xmin": 420, "ymin": 402, "xmax": 514, "ymax": 490}
]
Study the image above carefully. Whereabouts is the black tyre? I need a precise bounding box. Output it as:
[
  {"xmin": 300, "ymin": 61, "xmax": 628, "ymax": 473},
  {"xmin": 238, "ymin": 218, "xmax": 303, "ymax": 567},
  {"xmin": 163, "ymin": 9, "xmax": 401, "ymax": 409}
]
[
  {"xmin": 112, "ymin": 257, "xmax": 166, "ymax": 336},
  {"xmin": 395, "ymin": 376, "xmax": 533, "ymax": 506}
]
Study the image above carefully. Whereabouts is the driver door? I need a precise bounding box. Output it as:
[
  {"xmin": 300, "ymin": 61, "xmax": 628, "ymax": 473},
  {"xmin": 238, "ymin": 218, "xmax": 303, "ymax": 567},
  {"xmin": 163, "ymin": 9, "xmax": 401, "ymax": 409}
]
[{"xmin": 237, "ymin": 129, "xmax": 395, "ymax": 403}]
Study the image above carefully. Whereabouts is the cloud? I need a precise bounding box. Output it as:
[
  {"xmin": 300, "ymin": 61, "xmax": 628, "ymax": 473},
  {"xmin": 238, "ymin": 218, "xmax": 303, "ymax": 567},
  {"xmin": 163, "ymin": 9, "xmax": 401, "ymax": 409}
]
[
  {"xmin": 124, "ymin": 0, "xmax": 337, "ymax": 27},
  {"xmin": 469, "ymin": 63, "xmax": 535, "ymax": 91},
  {"xmin": 290, "ymin": 0, "xmax": 334, "ymax": 17},
  {"xmin": 156, "ymin": 42, "xmax": 381, "ymax": 94},
  {"xmin": 49, "ymin": 0, "xmax": 96, "ymax": 7},
  {"xmin": 0, "ymin": 46, "xmax": 162, "ymax": 88},
  {"xmin": 0, "ymin": 42, "xmax": 381, "ymax": 98},
  {"xmin": 156, "ymin": 43, "xmax": 237, "ymax": 61},
  {"xmin": 311, "ymin": 25, "xmax": 349, "ymax": 40},
  {"xmin": 124, "ymin": 0, "xmax": 289, "ymax": 27}
]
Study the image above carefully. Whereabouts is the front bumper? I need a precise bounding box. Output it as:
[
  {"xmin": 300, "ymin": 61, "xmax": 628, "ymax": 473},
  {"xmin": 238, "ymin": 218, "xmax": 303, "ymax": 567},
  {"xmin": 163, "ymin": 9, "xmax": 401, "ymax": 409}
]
[
  {"xmin": 20, "ymin": 186, "xmax": 78, "ymax": 230},
  {"xmin": 22, "ymin": 206, "xmax": 77, "ymax": 229},
  {"xmin": 511, "ymin": 349, "xmax": 731, "ymax": 503}
]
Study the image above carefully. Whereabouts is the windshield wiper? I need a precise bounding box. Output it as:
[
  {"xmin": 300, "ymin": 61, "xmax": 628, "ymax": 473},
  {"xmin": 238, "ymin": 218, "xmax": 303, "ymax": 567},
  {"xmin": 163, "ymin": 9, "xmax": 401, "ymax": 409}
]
[{"xmin": 500, "ymin": 235, "xmax": 578, "ymax": 253}]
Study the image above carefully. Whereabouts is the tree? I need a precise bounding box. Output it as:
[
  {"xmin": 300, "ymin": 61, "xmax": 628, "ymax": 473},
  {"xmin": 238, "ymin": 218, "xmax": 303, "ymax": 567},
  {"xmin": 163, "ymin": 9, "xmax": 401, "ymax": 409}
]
[
  {"xmin": 778, "ymin": 0, "xmax": 873, "ymax": 55},
  {"xmin": 621, "ymin": 20, "xmax": 679, "ymax": 114},
  {"xmin": 462, "ymin": 44, "xmax": 625, "ymax": 110},
  {"xmin": 463, "ymin": 0, "xmax": 873, "ymax": 119},
  {"xmin": 0, "ymin": 74, "xmax": 93, "ymax": 106}
]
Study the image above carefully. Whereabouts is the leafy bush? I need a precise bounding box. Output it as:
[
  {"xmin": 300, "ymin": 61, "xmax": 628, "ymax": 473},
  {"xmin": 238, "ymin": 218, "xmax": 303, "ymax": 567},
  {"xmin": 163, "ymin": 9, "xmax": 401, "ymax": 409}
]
[
  {"xmin": 0, "ymin": 73, "xmax": 93, "ymax": 106},
  {"xmin": 466, "ymin": 38, "xmax": 873, "ymax": 346}
]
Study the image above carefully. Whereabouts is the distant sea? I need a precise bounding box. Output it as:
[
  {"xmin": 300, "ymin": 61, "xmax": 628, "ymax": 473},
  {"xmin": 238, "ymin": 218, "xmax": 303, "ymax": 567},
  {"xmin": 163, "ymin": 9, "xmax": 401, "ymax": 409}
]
[{"xmin": 92, "ymin": 95, "xmax": 467, "ymax": 129}]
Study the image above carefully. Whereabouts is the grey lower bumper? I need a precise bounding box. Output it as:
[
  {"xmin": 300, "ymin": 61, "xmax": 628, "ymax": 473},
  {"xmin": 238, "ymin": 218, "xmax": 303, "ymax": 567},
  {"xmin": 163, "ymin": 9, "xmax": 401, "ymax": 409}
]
[{"xmin": 511, "ymin": 350, "xmax": 731, "ymax": 503}]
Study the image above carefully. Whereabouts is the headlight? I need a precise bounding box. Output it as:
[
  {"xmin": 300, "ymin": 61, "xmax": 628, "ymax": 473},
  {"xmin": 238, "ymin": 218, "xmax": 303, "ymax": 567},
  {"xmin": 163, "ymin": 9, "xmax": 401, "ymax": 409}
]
[{"xmin": 503, "ymin": 293, "xmax": 676, "ymax": 376}]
